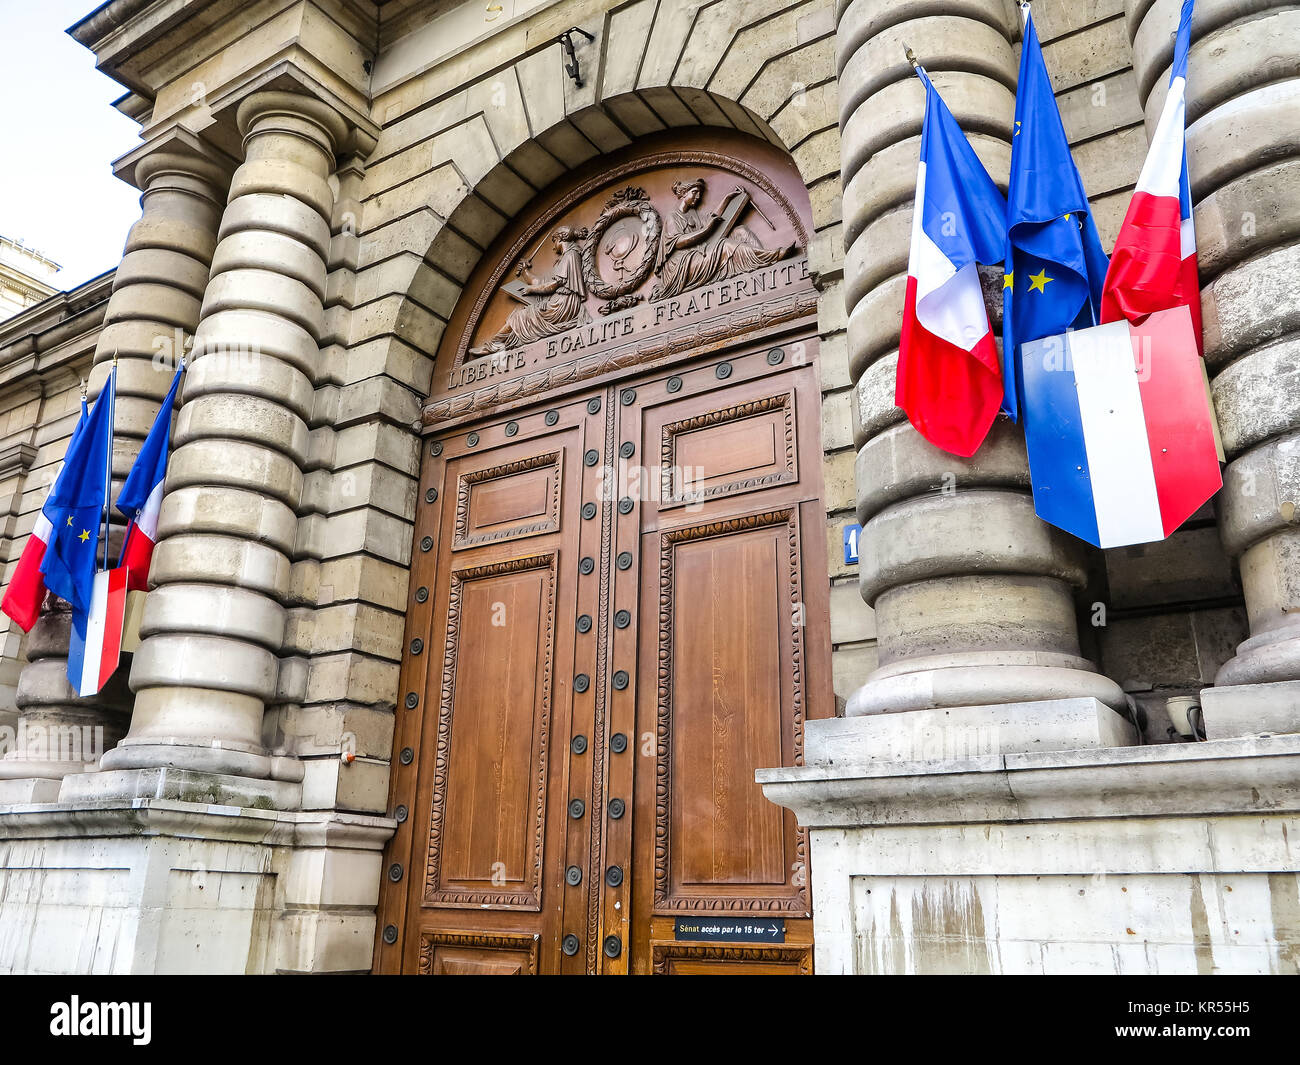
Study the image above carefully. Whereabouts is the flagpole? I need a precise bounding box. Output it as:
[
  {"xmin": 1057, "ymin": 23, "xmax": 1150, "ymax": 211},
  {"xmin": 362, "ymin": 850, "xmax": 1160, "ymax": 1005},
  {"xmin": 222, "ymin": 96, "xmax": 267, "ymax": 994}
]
[{"xmin": 102, "ymin": 353, "xmax": 117, "ymax": 573}]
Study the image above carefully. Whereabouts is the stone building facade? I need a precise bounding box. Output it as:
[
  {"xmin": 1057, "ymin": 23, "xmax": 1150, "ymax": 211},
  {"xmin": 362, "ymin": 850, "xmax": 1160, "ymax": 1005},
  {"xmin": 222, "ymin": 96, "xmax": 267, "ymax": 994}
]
[
  {"xmin": 0, "ymin": 0, "xmax": 1296, "ymax": 974},
  {"xmin": 0, "ymin": 236, "xmax": 60, "ymax": 325}
]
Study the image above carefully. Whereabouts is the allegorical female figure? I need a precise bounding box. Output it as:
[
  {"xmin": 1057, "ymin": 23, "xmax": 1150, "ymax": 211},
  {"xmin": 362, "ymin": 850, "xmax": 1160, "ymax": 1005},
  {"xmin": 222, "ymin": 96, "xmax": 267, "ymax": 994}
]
[
  {"xmin": 650, "ymin": 179, "xmax": 795, "ymax": 301},
  {"xmin": 469, "ymin": 225, "xmax": 590, "ymax": 355}
]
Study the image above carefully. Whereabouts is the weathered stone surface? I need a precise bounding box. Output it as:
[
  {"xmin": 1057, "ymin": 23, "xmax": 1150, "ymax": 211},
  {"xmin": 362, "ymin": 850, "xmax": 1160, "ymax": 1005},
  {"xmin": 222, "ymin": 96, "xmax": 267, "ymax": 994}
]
[
  {"xmin": 812, "ymin": 697, "xmax": 1136, "ymax": 761},
  {"xmin": 1194, "ymin": 158, "xmax": 1300, "ymax": 282},
  {"xmin": 210, "ymin": 230, "xmax": 327, "ymax": 298},
  {"xmin": 856, "ymin": 420, "xmax": 1030, "ymax": 521},
  {"xmin": 830, "ymin": 579, "xmax": 877, "ymax": 644},
  {"xmin": 1201, "ymin": 242, "xmax": 1300, "ymax": 375},
  {"xmin": 873, "ymin": 573, "xmax": 1085, "ymax": 663},
  {"xmin": 0, "ymin": 802, "xmax": 392, "ymax": 973},
  {"xmin": 217, "ymin": 192, "xmax": 332, "ymax": 259},
  {"xmin": 1201, "ymin": 680, "xmax": 1300, "ymax": 739},
  {"xmin": 831, "ymin": 642, "xmax": 880, "ymax": 706},
  {"xmin": 1099, "ymin": 608, "xmax": 1248, "ymax": 692},
  {"xmin": 1211, "ymin": 335, "xmax": 1300, "ymax": 457},
  {"xmin": 1104, "ymin": 526, "xmax": 1239, "ymax": 611},
  {"xmin": 1217, "ymin": 429, "xmax": 1300, "ymax": 557},
  {"xmin": 859, "ymin": 490, "xmax": 1088, "ymax": 603},
  {"xmin": 140, "ymin": 584, "xmax": 287, "ymax": 651},
  {"xmin": 760, "ymin": 732, "xmax": 1300, "ymax": 973},
  {"xmin": 846, "ymin": 273, "xmax": 904, "ymax": 381}
]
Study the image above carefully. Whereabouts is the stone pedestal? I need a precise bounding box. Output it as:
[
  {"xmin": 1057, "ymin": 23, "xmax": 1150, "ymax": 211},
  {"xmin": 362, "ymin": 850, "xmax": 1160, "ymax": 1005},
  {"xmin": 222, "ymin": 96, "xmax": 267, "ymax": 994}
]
[
  {"xmin": 814, "ymin": 697, "xmax": 1136, "ymax": 763},
  {"xmin": 1201, "ymin": 680, "xmax": 1300, "ymax": 740},
  {"xmin": 58, "ymin": 765, "xmax": 302, "ymax": 810},
  {"xmin": 760, "ymin": 719, "xmax": 1300, "ymax": 974},
  {"xmin": 0, "ymin": 798, "xmax": 393, "ymax": 974}
]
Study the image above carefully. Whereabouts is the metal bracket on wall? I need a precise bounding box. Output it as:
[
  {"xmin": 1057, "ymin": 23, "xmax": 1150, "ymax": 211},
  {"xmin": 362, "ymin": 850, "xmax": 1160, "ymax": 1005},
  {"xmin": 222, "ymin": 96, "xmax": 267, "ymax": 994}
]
[{"xmin": 558, "ymin": 27, "xmax": 596, "ymax": 88}]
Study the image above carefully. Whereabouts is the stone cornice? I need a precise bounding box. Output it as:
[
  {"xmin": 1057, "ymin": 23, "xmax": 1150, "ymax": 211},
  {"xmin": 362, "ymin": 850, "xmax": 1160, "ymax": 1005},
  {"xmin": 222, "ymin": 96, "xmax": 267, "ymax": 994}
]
[
  {"xmin": 0, "ymin": 797, "xmax": 397, "ymax": 849},
  {"xmin": 0, "ymin": 265, "xmax": 58, "ymax": 305},
  {"xmin": 68, "ymin": 0, "xmax": 224, "ymax": 98},
  {"xmin": 0, "ymin": 271, "xmax": 115, "ymax": 392},
  {"xmin": 758, "ymin": 734, "xmax": 1300, "ymax": 828},
  {"xmin": 69, "ymin": 0, "xmax": 381, "ymax": 106}
]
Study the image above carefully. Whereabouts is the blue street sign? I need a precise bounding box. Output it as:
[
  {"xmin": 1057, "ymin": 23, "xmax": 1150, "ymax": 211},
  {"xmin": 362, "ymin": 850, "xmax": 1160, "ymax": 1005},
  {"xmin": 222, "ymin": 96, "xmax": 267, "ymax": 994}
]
[{"xmin": 843, "ymin": 523, "xmax": 861, "ymax": 565}]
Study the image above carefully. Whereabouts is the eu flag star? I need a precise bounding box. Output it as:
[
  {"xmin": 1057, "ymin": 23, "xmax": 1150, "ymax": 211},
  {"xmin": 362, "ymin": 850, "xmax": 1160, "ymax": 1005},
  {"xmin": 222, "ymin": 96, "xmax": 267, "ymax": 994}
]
[
  {"xmin": 77, "ymin": 529, "xmax": 91, "ymax": 543},
  {"xmin": 1003, "ymin": 272, "xmax": 1014, "ymax": 290},
  {"xmin": 1027, "ymin": 268, "xmax": 1054, "ymax": 293}
]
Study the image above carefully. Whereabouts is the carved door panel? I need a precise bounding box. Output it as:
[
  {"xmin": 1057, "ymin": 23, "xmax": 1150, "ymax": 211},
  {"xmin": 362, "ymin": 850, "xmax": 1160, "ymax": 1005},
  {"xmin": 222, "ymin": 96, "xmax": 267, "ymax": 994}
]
[
  {"xmin": 379, "ymin": 391, "xmax": 611, "ymax": 975},
  {"xmin": 376, "ymin": 336, "xmax": 831, "ymax": 974},
  {"xmin": 613, "ymin": 338, "xmax": 831, "ymax": 975}
]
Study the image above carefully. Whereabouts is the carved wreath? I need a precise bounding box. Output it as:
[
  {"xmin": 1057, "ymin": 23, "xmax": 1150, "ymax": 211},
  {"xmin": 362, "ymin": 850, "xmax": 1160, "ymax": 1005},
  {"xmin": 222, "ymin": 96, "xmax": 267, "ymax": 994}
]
[{"xmin": 581, "ymin": 186, "xmax": 662, "ymax": 314}]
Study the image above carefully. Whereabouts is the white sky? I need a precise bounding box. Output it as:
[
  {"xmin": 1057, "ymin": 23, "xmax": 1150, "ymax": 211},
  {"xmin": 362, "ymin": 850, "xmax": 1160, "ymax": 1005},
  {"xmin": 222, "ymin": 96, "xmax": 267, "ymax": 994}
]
[{"xmin": 0, "ymin": 0, "xmax": 144, "ymax": 289}]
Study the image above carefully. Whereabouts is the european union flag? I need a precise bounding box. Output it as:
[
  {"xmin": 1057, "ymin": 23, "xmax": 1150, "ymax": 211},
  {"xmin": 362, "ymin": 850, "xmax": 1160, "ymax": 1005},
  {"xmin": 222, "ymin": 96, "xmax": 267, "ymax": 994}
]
[
  {"xmin": 1002, "ymin": 6, "xmax": 1110, "ymax": 420},
  {"xmin": 39, "ymin": 369, "xmax": 115, "ymax": 613}
]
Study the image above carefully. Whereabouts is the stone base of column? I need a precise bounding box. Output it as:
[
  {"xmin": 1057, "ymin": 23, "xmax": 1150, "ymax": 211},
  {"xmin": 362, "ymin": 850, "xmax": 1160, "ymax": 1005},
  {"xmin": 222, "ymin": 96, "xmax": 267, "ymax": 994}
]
[
  {"xmin": 846, "ymin": 655, "xmax": 1127, "ymax": 718},
  {"xmin": 1201, "ymin": 679, "xmax": 1300, "ymax": 740},
  {"xmin": 0, "ymin": 798, "xmax": 394, "ymax": 973},
  {"xmin": 810, "ymin": 697, "xmax": 1137, "ymax": 764},
  {"xmin": 0, "ymin": 754, "xmax": 97, "ymax": 784},
  {"xmin": 0, "ymin": 747, "xmax": 102, "ymax": 803},
  {"xmin": 759, "ymin": 728, "xmax": 1300, "ymax": 974},
  {"xmin": 0, "ymin": 777, "xmax": 61, "ymax": 804},
  {"xmin": 58, "ymin": 766, "xmax": 302, "ymax": 810},
  {"xmin": 99, "ymin": 737, "xmax": 300, "ymax": 781}
]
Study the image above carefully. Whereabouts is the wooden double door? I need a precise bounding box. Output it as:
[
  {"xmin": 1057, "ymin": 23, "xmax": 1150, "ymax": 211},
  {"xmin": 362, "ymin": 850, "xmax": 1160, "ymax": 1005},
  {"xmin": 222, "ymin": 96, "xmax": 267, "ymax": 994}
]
[{"xmin": 376, "ymin": 338, "xmax": 831, "ymax": 974}]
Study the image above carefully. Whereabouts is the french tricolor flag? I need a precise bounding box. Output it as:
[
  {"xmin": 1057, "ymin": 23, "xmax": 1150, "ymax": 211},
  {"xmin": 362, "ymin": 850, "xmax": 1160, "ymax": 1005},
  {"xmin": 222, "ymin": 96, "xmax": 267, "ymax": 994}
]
[
  {"xmin": 1021, "ymin": 306, "xmax": 1221, "ymax": 549},
  {"xmin": 896, "ymin": 65, "xmax": 1009, "ymax": 457},
  {"xmin": 1101, "ymin": 0, "xmax": 1200, "ymax": 344},
  {"xmin": 68, "ymin": 566, "xmax": 128, "ymax": 697},
  {"xmin": 0, "ymin": 396, "xmax": 88, "ymax": 632},
  {"xmin": 116, "ymin": 365, "xmax": 183, "ymax": 592}
]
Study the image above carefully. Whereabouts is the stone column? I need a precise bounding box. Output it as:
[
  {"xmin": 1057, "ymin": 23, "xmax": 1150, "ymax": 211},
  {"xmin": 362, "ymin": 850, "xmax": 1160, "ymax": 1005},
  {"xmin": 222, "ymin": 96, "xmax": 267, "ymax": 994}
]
[
  {"xmin": 0, "ymin": 133, "xmax": 230, "ymax": 802},
  {"xmin": 1124, "ymin": 0, "xmax": 1300, "ymax": 735},
  {"xmin": 839, "ymin": 0, "xmax": 1128, "ymax": 750},
  {"xmin": 64, "ymin": 91, "xmax": 350, "ymax": 807}
]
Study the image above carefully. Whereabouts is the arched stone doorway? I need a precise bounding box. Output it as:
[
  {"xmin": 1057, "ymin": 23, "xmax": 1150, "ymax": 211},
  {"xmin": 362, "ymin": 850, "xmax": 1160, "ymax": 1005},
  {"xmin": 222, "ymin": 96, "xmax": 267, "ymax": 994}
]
[{"xmin": 374, "ymin": 129, "xmax": 833, "ymax": 974}]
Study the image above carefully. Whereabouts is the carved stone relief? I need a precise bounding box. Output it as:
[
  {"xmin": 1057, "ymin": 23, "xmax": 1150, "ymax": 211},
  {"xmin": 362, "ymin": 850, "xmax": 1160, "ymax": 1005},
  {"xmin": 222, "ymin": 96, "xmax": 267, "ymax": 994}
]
[{"xmin": 426, "ymin": 141, "xmax": 815, "ymax": 423}]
